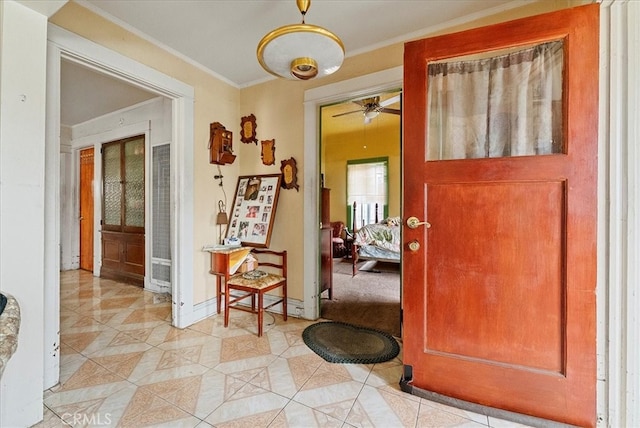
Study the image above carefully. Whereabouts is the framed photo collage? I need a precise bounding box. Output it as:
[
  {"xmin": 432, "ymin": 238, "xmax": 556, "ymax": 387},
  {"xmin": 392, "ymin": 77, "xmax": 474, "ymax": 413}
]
[{"xmin": 226, "ymin": 174, "xmax": 282, "ymax": 248}]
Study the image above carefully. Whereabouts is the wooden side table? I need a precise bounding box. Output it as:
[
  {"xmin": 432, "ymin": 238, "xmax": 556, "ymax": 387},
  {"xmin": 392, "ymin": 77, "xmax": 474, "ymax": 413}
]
[
  {"xmin": 206, "ymin": 246, "xmax": 252, "ymax": 314},
  {"xmin": 320, "ymin": 227, "xmax": 333, "ymax": 299}
]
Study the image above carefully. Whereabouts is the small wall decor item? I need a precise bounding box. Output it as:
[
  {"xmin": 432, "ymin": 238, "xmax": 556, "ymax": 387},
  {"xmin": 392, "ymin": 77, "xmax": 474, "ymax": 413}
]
[
  {"xmin": 261, "ymin": 139, "xmax": 276, "ymax": 165},
  {"xmin": 280, "ymin": 157, "xmax": 299, "ymax": 191},
  {"xmin": 240, "ymin": 114, "xmax": 258, "ymax": 145},
  {"xmin": 208, "ymin": 122, "xmax": 236, "ymax": 165},
  {"xmin": 226, "ymin": 174, "xmax": 282, "ymax": 248}
]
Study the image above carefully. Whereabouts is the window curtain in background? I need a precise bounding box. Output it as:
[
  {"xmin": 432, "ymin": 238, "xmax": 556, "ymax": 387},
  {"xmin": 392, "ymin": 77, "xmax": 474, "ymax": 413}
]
[{"xmin": 427, "ymin": 41, "xmax": 564, "ymax": 160}]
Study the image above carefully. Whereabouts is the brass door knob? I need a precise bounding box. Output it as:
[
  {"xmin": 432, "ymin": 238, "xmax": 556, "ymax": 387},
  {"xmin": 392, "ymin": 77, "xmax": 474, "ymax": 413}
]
[
  {"xmin": 406, "ymin": 216, "xmax": 431, "ymax": 229},
  {"xmin": 408, "ymin": 240, "xmax": 420, "ymax": 252}
]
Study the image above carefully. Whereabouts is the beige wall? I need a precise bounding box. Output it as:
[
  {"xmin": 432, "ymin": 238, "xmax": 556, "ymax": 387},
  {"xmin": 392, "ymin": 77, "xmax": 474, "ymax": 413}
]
[
  {"xmin": 51, "ymin": 0, "xmax": 584, "ymax": 307},
  {"xmin": 237, "ymin": 79, "xmax": 306, "ymax": 299}
]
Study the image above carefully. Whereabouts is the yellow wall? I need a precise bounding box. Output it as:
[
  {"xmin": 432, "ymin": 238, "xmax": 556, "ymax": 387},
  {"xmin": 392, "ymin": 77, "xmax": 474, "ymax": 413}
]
[
  {"xmin": 51, "ymin": 0, "xmax": 585, "ymax": 306},
  {"xmin": 235, "ymin": 79, "xmax": 306, "ymax": 299},
  {"xmin": 321, "ymin": 110, "xmax": 401, "ymax": 226}
]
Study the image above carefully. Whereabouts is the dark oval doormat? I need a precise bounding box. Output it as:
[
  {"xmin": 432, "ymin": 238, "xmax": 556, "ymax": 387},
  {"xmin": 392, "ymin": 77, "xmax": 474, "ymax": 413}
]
[{"xmin": 302, "ymin": 321, "xmax": 400, "ymax": 364}]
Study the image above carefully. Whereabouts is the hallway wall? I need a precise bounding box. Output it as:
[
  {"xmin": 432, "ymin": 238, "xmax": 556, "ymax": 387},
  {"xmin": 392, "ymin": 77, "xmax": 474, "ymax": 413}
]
[{"xmin": 0, "ymin": 2, "xmax": 49, "ymax": 426}]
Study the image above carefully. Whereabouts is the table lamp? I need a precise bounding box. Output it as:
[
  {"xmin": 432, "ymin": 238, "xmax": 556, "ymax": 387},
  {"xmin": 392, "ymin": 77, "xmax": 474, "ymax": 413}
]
[{"xmin": 216, "ymin": 200, "xmax": 229, "ymax": 245}]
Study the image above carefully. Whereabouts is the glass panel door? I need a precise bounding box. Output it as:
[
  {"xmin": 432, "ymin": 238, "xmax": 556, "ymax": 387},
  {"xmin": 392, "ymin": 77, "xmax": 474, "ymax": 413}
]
[
  {"xmin": 102, "ymin": 135, "xmax": 145, "ymax": 233},
  {"xmin": 103, "ymin": 143, "xmax": 122, "ymax": 227},
  {"xmin": 124, "ymin": 138, "xmax": 145, "ymax": 228}
]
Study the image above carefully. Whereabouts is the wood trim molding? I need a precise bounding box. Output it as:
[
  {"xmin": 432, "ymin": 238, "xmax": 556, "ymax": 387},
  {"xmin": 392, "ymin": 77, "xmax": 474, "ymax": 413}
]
[
  {"xmin": 302, "ymin": 66, "xmax": 403, "ymax": 319},
  {"xmin": 599, "ymin": 1, "xmax": 640, "ymax": 426}
]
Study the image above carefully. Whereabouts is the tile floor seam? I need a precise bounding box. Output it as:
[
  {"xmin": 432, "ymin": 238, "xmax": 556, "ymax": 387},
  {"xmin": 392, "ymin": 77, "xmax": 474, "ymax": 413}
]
[
  {"xmin": 120, "ymin": 383, "xmax": 206, "ymax": 426},
  {"xmin": 343, "ymin": 378, "xmax": 370, "ymax": 427},
  {"xmin": 267, "ymin": 394, "xmax": 294, "ymax": 427},
  {"xmin": 135, "ymin": 379, "xmax": 209, "ymax": 423},
  {"xmin": 287, "ymin": 360, "xmax": 339, "ymax": 420},
  {"xmin": 42, "ymin": 402, "xmax": 67, "ymax": 424},
  {"xmin": 197, "ymin": 377, "xmax": 254, "ymax": 423}
]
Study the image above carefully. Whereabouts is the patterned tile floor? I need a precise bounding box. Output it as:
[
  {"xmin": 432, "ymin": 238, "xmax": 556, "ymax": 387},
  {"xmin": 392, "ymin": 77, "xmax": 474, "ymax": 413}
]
[{"xmin": 36, "ymin": 270, "xmax": 532, "ymax": 427}]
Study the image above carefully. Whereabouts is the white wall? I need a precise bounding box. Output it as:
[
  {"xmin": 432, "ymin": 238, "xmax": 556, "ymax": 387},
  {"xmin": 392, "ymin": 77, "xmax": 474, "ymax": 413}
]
[
  {"xmin": 70, "ymin": 97, "xmax": 170, "ymax": 141},
  {"xmin": 0, "ymin": 2, "xmax": 48, "ymax": 426},
  {"xmin": 60, "ymin": 126, "xmax": 74, "ymax": 270}
]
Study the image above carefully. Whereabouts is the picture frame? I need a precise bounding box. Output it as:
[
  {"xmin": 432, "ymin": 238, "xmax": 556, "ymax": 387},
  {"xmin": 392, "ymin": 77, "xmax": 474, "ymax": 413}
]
[
  {"xmin": 226, "ymin": 174, "xmax": 282, "ymax": 248},
  {"xmin": 240, "ymin": 114, "xmax": 258, "ymax": 145},
  {"xmin": 280, "ymin": 157, "xmax": 299, "ymax": 191},
  {"xmin": 261, "ymin": 139, "xmax": 276, "ymax": 165}
]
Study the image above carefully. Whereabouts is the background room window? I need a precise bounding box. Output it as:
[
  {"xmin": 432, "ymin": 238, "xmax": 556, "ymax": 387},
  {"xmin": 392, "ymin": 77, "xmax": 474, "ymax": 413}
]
[{"xmin": 347, "ymin": 158, "xmax": 388, "ymax": 229}]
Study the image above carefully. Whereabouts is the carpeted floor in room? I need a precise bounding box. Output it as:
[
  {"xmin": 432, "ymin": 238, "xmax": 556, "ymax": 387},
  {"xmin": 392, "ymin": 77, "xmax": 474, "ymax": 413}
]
[{"xmin": 321, "ymin": 258, "xmax": 401, "ymax": 337}]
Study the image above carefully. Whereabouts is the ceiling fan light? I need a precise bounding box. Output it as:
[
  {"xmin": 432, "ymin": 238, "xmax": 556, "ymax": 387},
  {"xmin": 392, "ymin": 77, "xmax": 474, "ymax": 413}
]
[
  {"xmin": 256, "ymin": 1, "xmax": 344, "ymax": 81},
  {"xmin": 291, "ymin": 57, "xmax": 318, "ymax": 80},
  {"xmin": 364, "ymin": 110, "xmax": 380, "ymax": 120}
]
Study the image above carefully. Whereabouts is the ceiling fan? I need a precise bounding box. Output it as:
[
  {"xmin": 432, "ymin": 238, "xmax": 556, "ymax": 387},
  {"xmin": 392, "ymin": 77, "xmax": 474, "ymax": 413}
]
[{"xmin": 332, "ymin": 95, "xmax": 401, "ymax": 124}]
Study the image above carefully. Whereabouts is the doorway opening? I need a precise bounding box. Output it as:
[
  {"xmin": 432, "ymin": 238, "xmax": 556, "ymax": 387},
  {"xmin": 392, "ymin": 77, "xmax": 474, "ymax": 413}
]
[
  {"xmin": 60, "ymin": 62, "xmax": 172, "ymax": 295},
  {"xmin": 318, "ymin": 90, "xmax": 402, "ymax": 337},
  {"xmin": 300, "ymin": 66, "xmax": 402, "ymax": 321},
  {"xmin": 46, "ymin": 27, "xmax": 197, "ymax": 393}
]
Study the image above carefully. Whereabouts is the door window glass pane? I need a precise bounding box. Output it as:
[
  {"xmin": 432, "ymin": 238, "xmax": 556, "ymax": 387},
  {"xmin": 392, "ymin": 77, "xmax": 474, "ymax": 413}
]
[
  {"xmin": 103, "ymin": 144, "xmax": 121, "ymax": 226},
  {"xmin": 427, "ymin": 40, "xmax": 564, "ymax": 160},
  {"xmin": 125, "ymin": 138, "xmax": 145, "ymax": 227}
]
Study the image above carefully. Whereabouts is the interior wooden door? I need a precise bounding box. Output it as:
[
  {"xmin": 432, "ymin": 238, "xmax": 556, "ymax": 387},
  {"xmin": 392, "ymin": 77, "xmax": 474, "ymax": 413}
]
[
  {"xmin": 101, "ymin": 136, "xmax": 145, "ymax": 285},
  {"xmin": 401, "ymin": 5, "xmax": 598, "ymax": 427},
  {"xmin": 79, "ymin": 147, "xmax": 94, "ymax": 271}
]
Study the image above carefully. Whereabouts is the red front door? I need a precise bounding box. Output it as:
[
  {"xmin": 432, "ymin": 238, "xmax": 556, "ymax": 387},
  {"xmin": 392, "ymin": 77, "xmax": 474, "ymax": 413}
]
[{"xmin": 402, "ymin": 5, "xmax": 599, "ymax": 426}]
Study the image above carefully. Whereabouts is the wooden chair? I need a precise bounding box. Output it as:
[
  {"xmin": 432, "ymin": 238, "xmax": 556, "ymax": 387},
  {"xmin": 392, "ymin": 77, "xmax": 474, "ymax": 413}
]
[
  {"xmin": 330, "ymin": 221, "xmax": 346, "ymax": 257},
  {"xmin": 224, "ymin": 249, "xmax": 287, "ymax": 336}
]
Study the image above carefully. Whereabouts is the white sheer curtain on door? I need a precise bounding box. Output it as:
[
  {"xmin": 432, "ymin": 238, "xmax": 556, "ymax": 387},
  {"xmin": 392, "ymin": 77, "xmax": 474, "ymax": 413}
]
[{"xmin": 427, "ymin": 41, "xmax": 564, "ymax": 160}]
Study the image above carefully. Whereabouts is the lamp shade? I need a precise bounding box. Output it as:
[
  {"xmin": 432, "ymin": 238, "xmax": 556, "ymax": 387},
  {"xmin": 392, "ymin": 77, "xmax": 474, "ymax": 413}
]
[
  {"xmin": 257, "ymin": 1, "xmax": 344, "ymax": 80},
  {"xmin": 216, "ymin": 212, "xmax": 229, "ymax": 225}
]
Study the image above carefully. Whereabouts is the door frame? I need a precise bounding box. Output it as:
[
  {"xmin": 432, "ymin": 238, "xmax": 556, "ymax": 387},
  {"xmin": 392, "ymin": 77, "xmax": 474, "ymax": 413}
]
[
  {"xmin": 45, "ymin": 24, "xmax": 195, "ymax": 388},
  {"xmin": 599, "ymin": 2, "xmax": 640, "ymax": 426},
  {"xmin": 302, "ymin": 66, "xmax": 403, "ymax": 319},
  {"xmin": 47, "ymin": 25, "xmax": 195, "ymax": 325},
  {"xmin": 72, "ymin": 123, "xmax": 151, "ymax": 283}
]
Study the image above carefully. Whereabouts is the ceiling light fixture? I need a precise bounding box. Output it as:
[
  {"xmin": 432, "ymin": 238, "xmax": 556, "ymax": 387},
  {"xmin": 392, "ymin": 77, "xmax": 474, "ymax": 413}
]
[
  {"xmin": 257, "ymin": 0, "xmax": 344, "ymax": 81},
  {"xmin": 364, "ymin": 110, "xmax": 380, "ymax": 120}
]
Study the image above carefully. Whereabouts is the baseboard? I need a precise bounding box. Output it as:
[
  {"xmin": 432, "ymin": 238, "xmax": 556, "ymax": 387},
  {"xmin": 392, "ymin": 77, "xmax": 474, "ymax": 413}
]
[
  {"xmin": 191, "ymin": 295, "xmax": 305, "ymax": 326},
  {"xmin": 144, "ymin": 280, "xmax": 170, "ymax": 294}
]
